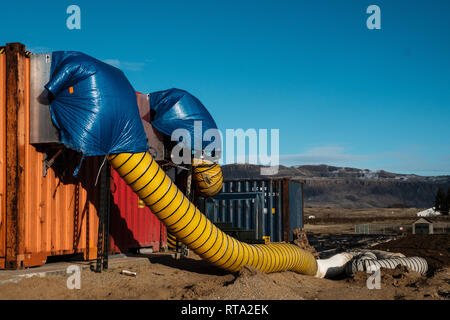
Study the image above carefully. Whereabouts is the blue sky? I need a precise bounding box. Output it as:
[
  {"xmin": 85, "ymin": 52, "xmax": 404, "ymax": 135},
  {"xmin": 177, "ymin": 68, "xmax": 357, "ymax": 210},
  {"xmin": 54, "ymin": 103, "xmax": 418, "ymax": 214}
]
[{"xmin": 2, "ymin": 0, "xmax": 449, "ymax": 175}]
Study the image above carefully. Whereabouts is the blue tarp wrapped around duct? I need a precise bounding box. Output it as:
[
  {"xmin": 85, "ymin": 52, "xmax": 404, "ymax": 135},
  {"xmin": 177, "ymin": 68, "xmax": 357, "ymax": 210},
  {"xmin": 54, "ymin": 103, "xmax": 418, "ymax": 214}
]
[
  {"xmin": 45, "ymin": 51, "xmax": 148, "ymax": 157},
  {"xmin": 149, "ymin": 88, "xmax": 219, "ymax": 150}
]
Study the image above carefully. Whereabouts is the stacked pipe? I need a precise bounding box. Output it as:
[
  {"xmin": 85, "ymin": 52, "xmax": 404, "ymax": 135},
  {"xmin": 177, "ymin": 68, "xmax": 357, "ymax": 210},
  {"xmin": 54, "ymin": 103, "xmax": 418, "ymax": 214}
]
[{"xmin": 109, "ymin": 152, "xmax": 318, "ymax": 275}]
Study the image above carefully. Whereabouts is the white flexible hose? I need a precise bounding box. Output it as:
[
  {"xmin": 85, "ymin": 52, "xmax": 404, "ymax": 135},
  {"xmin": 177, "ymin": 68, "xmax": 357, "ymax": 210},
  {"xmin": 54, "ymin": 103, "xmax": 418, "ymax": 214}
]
[
  {"xmin": 314, "ymin": 250, "xmax": 428, "ymax": 278},
  {"xmin": 315, "ymin": 252, "xmax": 356, "ymax": 278}
]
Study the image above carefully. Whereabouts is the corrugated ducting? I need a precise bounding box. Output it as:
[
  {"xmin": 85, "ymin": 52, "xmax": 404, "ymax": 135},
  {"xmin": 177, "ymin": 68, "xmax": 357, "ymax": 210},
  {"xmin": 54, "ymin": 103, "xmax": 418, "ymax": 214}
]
[
  {"xmin": 0, "ymin": 43, "xmax": 102, "ymax": 269},
  {"xmin": 197, "ymin": 178, "xmax": 304, "ymax": 243},
  {"xmin": 108, "ymin": 92, "xmax": 167, "ymax": 253},
  {"xmin": 109, "ymin": 169, "xmax": 167, "ymax": 253}
]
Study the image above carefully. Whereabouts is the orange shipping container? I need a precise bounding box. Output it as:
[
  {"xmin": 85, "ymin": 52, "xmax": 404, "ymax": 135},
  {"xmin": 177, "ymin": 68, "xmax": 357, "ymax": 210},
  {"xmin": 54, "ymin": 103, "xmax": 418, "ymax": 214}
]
[{"xmin": 0, "ymin": 43, "xmax": 101, "ymax": 269}]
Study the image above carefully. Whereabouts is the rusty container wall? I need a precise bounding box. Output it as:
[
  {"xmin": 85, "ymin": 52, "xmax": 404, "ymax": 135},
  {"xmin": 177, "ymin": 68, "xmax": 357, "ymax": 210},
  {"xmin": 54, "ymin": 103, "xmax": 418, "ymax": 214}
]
[
  {"xmin": 0, "ymin": 43, "xmax": 101, "ymax": 269},
  {"xmin": 0, "ymin": 48, "xmax": 6, "ymax": 268},
  {"xmin": 109, "ymin": 169, "xmax": 167, "ymax": 253},
  {"xmin": 21, "ymin": 152, "xmax": 101, "ymax": 267}
]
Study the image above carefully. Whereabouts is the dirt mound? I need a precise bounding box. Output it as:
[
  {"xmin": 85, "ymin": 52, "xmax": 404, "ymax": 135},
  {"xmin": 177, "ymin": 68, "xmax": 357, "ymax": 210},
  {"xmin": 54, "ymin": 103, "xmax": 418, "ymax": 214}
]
[
  {"xmin": 201, "ymin": 266, "xmax": 278, "ymax": 300},
  {"xmin": 236, "ymin": 266, "xmax": 265, "ymax": 278},
  {"xmin": 199, "ymin": 266, "xmax": 320, "ymax": 300},
  {"xmin": 175, "ymin": 266, "xmax": 270, "ymax": 300},
  {"xmin": 373, "ymin": 234, "xmax": 450, "ymax": 273}
]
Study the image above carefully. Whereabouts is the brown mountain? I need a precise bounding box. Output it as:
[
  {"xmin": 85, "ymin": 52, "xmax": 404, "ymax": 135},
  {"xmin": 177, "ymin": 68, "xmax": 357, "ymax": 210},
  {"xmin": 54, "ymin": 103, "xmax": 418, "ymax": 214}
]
[{"xmin": 221, "ymin": 164, "xmax": 450, "ymax": 209}]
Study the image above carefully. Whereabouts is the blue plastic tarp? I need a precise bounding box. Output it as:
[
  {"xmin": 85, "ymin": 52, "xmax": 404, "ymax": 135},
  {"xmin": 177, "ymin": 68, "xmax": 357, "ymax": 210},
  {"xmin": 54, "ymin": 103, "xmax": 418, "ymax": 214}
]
[
  {"xmin": 149, "ymin": 88, "xmax": 219, "ymax": 150},
  {"xmin": 45, "ymin": 51, "xmax": 148, "ymax": 157}
]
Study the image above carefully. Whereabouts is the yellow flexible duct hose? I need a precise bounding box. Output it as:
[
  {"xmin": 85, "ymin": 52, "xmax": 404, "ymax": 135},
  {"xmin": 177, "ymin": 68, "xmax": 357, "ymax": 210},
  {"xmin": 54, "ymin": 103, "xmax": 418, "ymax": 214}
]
[
  {"xmin": 192, "ymin": 159, "xmax": 223, "ymax": 197},
  {"xmin": 169, "ymin": 159, "xmax": 222, "ymax": 250},
  {"xmin": 167, "ymin": 232, "xmax": 179, "ymax": 249},
  {"xmin": 109, "ymin": 152, "xmax": 318, "ymax": 275}
]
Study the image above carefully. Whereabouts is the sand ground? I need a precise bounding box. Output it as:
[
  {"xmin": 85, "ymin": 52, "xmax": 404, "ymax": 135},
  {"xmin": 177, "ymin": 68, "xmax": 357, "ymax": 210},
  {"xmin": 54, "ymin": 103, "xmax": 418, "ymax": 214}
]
[{"xmin": 0, "ymin": 208, "xmax": 448, "ymax": 300}]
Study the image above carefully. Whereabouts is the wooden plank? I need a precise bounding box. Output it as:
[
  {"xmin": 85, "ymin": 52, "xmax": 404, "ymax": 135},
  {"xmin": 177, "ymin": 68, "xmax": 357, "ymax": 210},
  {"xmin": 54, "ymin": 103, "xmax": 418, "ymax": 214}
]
[
  {"xmin": 0, "ymin": 48, "xmax": 6, "ymax": 260},
  {"xmin": 5, "ymin": 42, "xmax": 26, "ymax": 269}
]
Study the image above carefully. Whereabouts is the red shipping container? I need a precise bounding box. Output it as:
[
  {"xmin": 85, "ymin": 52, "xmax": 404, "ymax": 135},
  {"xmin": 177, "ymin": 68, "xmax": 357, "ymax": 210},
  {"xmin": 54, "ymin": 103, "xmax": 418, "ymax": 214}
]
[{"xmin": 109, "ymin": 170, "xmax": 167, "ymax": 253}]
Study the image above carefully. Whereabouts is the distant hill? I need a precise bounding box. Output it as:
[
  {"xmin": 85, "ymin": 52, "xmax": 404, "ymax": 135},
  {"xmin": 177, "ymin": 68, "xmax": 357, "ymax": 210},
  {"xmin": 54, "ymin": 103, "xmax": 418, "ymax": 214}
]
[{"xmin": 221, "ymin": 164, "xmax": 450, "ymax": 209}]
